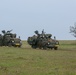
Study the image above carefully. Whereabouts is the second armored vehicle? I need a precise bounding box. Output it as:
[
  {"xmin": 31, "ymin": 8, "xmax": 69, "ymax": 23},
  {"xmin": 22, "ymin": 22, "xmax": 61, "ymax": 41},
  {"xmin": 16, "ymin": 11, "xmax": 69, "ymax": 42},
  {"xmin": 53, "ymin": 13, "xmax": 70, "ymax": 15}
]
[
  {"xmin": 27, "ymin": 30, "xmax": 59, "ymax": 50},
  {"xmin": 0, "ymin": 30, "xmax": 22, "ymax": 47}
]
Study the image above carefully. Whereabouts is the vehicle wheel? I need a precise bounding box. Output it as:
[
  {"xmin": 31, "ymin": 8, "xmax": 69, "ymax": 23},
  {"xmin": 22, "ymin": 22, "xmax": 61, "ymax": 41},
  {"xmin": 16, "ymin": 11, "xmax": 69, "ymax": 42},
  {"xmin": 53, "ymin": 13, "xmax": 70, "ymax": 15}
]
[
  {"xmin": 54, "ymin": 47, "xmax": 58, "ymax": 50},
  {"xmin": 18, "ymin": 45, "xmax": 21, "ymax": 48},
  {"xmin": 8, "ymin": 43, "xmax": 12, "ymax": 47},
  {"xmin": 51, "ymin": 48, "xmax": 53, "ymax": 50},
  {"xmin": 39, "ymin": 47, "xmax": 42, "ymax": 49},
  {"xmin": 43, "ymin": 45, "xmax": 47, "ymax": 50},
  {"xmin": 32, "ymin": 45, "xmax": 37, "ymax": 49}
]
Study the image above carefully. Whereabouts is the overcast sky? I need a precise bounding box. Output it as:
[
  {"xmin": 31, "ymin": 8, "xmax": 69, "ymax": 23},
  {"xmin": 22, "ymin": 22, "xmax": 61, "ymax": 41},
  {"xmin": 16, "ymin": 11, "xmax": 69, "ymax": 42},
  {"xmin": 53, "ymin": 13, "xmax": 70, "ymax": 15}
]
[{"xmin": 0, "ymin": 0, "xmax": 76, "ymax": 40}]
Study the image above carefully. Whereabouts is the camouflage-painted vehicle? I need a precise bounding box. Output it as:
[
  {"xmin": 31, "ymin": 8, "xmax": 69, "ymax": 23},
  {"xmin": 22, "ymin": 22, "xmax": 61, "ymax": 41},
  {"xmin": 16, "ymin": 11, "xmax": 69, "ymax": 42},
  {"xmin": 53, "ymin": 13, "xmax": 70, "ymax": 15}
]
[
  {"xmin": 0, "ymin": 30, "xmax": 22, "ymax": 47},
  {"xmin": 27, "ymin": 30, "xmax": 59, "ymax": 50}
]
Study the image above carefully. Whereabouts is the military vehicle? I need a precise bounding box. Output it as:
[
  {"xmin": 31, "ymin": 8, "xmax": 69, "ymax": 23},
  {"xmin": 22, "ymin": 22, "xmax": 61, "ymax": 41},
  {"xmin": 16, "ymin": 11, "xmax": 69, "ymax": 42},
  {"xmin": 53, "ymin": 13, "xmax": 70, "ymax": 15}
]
[
  {"xmin": 0, "ymin": 30, "xmax": 22, "ymax": 47},
  {"xmin": 27, "ymin": 30, "xmax": 59, "ymax": 50}
]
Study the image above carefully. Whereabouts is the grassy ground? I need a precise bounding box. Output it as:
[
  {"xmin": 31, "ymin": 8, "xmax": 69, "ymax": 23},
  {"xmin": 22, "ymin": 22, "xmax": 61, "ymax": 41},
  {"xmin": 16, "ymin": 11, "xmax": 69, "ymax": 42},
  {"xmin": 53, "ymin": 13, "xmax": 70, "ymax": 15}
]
[{"xmin": 0, "ymin": 40, "xmax": 76, "ymax": 75}]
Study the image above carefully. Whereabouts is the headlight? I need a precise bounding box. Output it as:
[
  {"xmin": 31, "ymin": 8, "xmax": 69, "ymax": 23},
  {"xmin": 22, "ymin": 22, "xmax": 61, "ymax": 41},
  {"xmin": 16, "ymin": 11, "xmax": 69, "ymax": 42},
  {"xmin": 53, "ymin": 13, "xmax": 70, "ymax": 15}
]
[
  {"xmin": 12, "ymin": 41, "xmax": 14, "ymax": 43},
  {"xmin": 48, "ymin": 43, "xmax": 50, "ymax": 44}
]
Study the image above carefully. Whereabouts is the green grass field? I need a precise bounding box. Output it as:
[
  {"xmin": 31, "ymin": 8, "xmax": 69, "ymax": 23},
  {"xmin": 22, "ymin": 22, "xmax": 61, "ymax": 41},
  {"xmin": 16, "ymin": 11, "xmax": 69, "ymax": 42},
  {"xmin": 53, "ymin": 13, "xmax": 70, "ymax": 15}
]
[{"xmin": 0, "ymin": 40, "xmax": 76, "ymax": 75}]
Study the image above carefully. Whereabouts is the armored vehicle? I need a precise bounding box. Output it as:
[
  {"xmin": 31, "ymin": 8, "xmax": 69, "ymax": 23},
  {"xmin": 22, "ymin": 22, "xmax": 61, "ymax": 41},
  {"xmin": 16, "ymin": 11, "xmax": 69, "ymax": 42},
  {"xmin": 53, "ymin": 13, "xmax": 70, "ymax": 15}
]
[
  {"xmin": 27, "ymin": 30, "xmax": 59, "ymax": 50},
  {"xmin": 0, "ymin": 30, "xmax": 22, "ymax": 47}
]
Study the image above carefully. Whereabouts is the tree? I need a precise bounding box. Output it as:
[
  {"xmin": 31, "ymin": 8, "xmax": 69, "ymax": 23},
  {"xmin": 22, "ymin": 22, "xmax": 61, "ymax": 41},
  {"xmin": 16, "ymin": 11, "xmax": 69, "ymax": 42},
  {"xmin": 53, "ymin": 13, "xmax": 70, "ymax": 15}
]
[{"xmin": 70, "ymin": 23, "xmax": 76, "ymax": 37}]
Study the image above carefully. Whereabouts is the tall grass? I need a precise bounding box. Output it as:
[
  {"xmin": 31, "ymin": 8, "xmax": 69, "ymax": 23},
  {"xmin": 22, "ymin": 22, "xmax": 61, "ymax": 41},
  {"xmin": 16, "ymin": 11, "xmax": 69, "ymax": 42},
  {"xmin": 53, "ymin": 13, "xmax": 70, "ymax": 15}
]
[
  {"xmin": 0, "ymin": 40, "xmax": 76, "ymax": 75},
  {"xmin": 59, "ymin": 40, "xmax": 76, "ymax": 50}
]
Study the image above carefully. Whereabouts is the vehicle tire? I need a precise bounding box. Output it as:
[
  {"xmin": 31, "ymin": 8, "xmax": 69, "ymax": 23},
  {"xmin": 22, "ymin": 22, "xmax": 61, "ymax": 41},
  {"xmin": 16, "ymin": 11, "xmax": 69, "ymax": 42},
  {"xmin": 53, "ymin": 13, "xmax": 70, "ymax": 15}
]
[
  {"xmin": 54, "ymin": 47, "xmax": 58, "ymax": 50},
  {"xmin": 32, "ymin": 45, "xmax": 37, "ymax": 49},
  {"xmin": 51, "ymin": 48, "xmax": 53, "ymax": 50},
  {"xmin": 8, "ymin": 43, "xmax": 12, "ymax": 47},
  {"xmin": 18, "ymin": 45, "xmax": 21, "ymax": 48},
  {"xmin": 43, "ymin": 45, "xmax": 47, "ymax": 50}
]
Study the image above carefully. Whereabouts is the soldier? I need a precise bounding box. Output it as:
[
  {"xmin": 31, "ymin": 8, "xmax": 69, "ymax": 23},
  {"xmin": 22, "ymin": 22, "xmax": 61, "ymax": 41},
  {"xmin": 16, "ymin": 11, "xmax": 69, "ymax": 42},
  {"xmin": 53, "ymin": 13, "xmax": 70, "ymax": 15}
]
[{"xmin": 54, "ymin": 36, "xmax": 56, "ymax": 40}]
